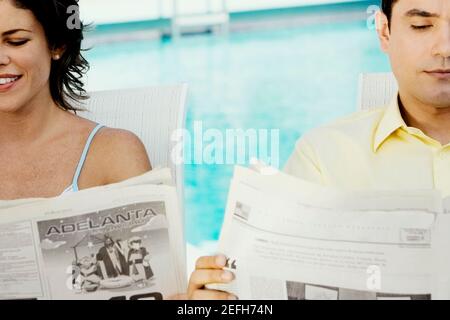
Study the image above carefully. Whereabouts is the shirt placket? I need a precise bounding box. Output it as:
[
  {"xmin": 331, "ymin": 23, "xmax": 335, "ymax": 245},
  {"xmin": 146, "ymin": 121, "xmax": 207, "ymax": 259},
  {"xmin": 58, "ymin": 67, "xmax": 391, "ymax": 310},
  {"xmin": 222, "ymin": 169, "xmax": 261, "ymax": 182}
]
[{"xmin": 433, "ymin": 147, "xmax": 450, "ymax": 196}]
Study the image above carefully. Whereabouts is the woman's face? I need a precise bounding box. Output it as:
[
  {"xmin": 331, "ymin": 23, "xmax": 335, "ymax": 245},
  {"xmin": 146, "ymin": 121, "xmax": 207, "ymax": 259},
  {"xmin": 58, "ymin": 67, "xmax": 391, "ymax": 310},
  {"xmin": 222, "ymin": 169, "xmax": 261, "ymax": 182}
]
[{"xmin": 0, "ymin": 0, "xmax": 54, "ymax": 113}]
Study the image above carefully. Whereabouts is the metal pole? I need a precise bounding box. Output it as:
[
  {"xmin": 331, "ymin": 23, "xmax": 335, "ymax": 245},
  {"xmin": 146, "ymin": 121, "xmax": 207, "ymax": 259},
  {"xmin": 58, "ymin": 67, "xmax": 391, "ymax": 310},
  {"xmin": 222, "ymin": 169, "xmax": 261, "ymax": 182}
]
[
  {"xmin": 172, "ymin": 0, "xmax": 180, "ymax": 39},
  {"xmin": 222, "ymin": 0, "xmax": 228, "ymax": 13},
  {"xmin": 157, "ymin": 0, "xmax": 163, "ymax": 19}
]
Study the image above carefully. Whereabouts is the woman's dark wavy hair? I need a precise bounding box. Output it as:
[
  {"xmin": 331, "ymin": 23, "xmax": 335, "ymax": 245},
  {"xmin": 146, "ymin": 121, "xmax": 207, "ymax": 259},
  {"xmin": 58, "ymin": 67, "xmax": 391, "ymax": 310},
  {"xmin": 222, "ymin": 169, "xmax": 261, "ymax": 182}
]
[{"xmin": 13, "ymin": 0, "xmax": 88, "ymax": 112}]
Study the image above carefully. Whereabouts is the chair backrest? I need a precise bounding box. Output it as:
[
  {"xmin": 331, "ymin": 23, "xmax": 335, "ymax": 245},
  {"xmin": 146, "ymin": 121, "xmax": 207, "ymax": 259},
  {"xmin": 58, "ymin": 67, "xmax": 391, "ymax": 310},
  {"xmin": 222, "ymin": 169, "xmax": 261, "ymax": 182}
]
[
  {"xmin": 357, "ymin": 73, "xmax": 398, "ymax": 110},
  {"xmin": 77, "ymin": 84, "xmax": 188, "ymax": 220}
]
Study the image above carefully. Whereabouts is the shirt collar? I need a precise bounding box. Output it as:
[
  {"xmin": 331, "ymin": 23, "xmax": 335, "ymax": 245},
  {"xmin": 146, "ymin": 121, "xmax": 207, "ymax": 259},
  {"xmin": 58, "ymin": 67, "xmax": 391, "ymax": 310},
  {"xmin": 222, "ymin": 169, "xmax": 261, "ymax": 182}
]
[{"xmin": 373, "ymin": 94, "xmax": 408, "ymax": 152}]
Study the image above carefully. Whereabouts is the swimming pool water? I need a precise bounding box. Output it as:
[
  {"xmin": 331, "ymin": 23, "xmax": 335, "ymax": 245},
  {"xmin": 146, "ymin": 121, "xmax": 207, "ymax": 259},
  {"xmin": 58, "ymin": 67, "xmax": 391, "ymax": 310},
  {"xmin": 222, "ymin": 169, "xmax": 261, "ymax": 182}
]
[{"xmin": 84, "ymin": 18, "xmax": 391, "ymax": 246}]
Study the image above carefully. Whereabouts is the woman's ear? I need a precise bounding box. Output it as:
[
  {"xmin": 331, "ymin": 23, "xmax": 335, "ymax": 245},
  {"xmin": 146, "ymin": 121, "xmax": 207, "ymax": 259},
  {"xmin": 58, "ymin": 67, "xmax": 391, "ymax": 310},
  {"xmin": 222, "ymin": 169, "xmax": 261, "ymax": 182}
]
[
  {"xmin": 51, "ymin": 46, "xmax": 66, "ymax": 61},
  {"xmin": 376, "ymin": 11, "xmax": 390, "ymax": 53}
]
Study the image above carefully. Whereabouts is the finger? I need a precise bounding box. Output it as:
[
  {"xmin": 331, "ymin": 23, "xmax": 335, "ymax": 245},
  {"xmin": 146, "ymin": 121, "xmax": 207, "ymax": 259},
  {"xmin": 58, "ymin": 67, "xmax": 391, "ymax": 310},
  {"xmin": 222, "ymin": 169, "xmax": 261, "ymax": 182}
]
[
  {"xmin": 190, "ymin": 289, "xmax": 237, "ymax": 300},
  {"xmin": 195, "ymin": 254, "xmax": 227, "ymax": 270},
  {"xmin": 188, "ymin": 269, "xmax": 234, "ymax": 293}
]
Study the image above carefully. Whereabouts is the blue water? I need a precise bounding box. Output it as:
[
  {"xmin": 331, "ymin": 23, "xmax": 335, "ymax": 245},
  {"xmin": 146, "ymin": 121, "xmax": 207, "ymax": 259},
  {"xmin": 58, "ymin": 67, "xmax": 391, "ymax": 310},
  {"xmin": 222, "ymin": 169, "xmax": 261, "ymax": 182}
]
[{"xmin": 84, "ymin": 18, "xmax": 391, "ymax": 245}]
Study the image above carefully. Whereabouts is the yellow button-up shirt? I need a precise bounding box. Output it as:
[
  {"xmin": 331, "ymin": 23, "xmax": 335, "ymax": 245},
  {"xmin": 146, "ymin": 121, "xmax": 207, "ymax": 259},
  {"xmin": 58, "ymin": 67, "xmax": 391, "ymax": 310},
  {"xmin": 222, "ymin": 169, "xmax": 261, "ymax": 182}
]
[{"xmin": 284, "ymin": 95, "xmax": 450, "ymax": 197}]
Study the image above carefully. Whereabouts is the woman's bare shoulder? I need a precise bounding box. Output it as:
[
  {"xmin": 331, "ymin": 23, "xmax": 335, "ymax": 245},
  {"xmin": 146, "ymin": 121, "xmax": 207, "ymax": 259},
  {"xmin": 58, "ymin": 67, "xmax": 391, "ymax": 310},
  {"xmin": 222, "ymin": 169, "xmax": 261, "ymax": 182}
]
[
  {"xmin": 92, "ymin": 127, "xmax": 152, "ymax": 184},
  {"xmin": 64, "ymin": 114, "xmax": 152, "ymax": 187}
]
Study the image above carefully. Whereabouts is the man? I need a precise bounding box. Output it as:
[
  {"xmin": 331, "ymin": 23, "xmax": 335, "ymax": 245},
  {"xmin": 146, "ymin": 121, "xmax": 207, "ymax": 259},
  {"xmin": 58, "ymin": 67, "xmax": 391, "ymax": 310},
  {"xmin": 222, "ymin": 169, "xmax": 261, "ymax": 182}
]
[
  {"xmin": 187, "ymin": 0, "xmax": 450, "ymax": 299},
  {"xmin": 127, "ymin": 236, "xmax": 154, "ymax": 282},
  {"xmin": 96, "ymin": 236, "xmax": 129, "ymax": 279}
]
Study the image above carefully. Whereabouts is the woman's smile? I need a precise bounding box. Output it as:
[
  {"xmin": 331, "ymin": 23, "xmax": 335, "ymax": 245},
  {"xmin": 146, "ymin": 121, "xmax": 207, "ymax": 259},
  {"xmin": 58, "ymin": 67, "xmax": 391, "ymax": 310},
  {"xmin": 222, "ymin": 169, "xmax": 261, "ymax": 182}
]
[{"xmin": 0, "ymin": 74, "xmax": 22, "ymax": 93}]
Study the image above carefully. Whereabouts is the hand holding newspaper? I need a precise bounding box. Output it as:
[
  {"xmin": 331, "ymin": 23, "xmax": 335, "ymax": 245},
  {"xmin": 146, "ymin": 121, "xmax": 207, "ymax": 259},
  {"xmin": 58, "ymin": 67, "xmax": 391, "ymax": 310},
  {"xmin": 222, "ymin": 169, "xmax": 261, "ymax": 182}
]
[
  {"xmin": 0, "ymin": 168, "xmax": 186, "ymax": 300},
  {"xmin": 211, "ymin": 164, "xmax": 450, "ymax": 300}
]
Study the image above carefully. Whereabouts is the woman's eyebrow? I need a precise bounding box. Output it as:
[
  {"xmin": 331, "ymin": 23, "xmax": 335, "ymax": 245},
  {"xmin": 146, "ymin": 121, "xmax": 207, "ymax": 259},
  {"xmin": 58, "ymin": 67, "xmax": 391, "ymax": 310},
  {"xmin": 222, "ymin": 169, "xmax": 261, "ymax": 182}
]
[
  {"xmin": 1, "ymin": 28, "xmax": 32, "ymax": 36},
  {"xmin": 404, "ymin": 9, "xmax": 440, "ymax": 18}
]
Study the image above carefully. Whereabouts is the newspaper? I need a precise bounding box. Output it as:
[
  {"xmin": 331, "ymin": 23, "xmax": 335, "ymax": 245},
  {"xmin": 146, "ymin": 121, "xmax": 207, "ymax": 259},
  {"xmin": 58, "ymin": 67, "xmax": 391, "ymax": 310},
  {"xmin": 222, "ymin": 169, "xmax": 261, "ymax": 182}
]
[
  {"xmin": 0, "ymin": 168, "xmax": 186, "ymax": 300},
  {"xmin": 212, "ymin": 165, "xmax": 450, "ymax": 300}
]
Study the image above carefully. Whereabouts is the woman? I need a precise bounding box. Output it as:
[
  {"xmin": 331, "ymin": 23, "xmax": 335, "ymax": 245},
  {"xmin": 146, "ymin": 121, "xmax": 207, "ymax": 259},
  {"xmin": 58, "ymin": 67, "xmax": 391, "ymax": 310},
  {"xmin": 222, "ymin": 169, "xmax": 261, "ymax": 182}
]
[{"xmin": 0, "ymin": 0, "xmax": 151, "ymax": 200}]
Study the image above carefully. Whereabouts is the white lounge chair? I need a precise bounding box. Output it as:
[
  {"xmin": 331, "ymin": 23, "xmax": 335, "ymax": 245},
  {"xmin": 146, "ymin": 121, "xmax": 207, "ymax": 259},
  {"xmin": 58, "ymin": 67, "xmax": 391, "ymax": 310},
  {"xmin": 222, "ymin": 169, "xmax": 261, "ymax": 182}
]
[
  {"xmin": 77, "ymin": 84, "xmax": 188, "ymax": 222},
  {"xmin": 357, "ymin": 72, "xmax": 398, "ymax": 110}
]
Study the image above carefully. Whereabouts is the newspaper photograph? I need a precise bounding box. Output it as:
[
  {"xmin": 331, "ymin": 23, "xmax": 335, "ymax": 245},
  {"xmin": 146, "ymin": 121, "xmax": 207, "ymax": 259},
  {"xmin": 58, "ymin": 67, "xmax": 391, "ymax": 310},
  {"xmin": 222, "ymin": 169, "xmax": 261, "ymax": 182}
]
[
  {"xmin": 36, "ymin": 202, "xmax": 173, "ymax": 300},
  {"xmin": 212, "ymin": 165, "xmax": 446, "ymax": 300},
  {"xmin": 0, "ymin": 169, "xmax": 186, "ymax": 300}
]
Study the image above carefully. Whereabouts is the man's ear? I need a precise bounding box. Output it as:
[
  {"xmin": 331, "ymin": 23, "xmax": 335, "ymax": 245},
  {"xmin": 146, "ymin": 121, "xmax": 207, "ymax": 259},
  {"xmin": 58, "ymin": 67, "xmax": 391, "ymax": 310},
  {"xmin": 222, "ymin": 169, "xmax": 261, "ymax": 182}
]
[{"xmin": 376, "ymin": 11, "xmax": 390, "ymax": 53}]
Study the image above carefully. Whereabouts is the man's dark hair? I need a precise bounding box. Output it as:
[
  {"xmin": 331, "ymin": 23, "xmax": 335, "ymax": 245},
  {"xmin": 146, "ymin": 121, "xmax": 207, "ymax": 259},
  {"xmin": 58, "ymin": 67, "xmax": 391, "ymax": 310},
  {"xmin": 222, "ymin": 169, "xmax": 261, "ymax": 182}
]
[
  {"xmin": 382, "ymin": 0, "xmax": 398, "ymax": 27},
  {"xmin": 13, "ymin": 0, "xmax": 89, "ymax": 112}
]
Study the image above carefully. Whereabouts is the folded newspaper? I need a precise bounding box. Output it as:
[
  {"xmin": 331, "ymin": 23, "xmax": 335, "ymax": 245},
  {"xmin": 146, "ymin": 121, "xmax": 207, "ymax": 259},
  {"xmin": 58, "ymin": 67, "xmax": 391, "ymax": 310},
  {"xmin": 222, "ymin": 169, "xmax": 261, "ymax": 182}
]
[
  {"xmin": 212, "ymin": 165, "xmax": 450, "ymax": 300},
  {"xmin": 0, "ymin": 168, "xmax": 186, "ymax": 300}
]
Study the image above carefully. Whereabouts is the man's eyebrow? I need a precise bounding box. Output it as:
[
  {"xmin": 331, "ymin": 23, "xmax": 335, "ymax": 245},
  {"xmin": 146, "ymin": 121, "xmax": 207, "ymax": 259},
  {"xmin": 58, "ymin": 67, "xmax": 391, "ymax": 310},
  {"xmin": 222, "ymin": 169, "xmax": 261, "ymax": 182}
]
[
  {"xmin": 1, "ymin": 29, "xmax": 32, "ymax": 36},
  {"xmin": 405, "ymin": 9, "xmax": 440, "ymax": 18}
]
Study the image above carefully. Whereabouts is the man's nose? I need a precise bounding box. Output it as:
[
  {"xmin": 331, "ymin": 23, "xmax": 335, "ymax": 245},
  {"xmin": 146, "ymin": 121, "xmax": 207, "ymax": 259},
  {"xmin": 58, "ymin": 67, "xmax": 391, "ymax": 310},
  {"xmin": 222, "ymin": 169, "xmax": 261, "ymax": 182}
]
[{"xmin": 432, "ymin": 25, "xmax": 450, "ymax": 59}]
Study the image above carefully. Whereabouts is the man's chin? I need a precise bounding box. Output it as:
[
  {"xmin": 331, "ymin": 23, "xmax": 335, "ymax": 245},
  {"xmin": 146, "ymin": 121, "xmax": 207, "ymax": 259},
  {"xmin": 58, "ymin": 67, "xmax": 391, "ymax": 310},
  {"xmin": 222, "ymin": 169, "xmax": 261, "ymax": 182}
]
[
  {"xmin": 417, "ymin": 89, "xmax": 450, "ymax": 109},
  {"xmin": 430, "ymin": 93, "xmax": 450, "ymax": 108}
]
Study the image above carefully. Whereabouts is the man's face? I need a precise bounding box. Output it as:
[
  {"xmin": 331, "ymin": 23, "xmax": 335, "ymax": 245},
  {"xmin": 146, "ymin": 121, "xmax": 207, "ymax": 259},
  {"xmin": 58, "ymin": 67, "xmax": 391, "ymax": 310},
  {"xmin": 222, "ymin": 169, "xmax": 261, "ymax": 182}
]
[
  {"xmin": 80, "ymin": 256, "xmax": 94, "ymax": 269},
  {"xmin": 130, "ymin": 241, "xmax": 141, "ymax": 251},
  {"xmin": 381, "ymin": 0, "xmax": 450, "ymax": 108},
  {"xmin": 105, "ymin": 239, "xmax": 114, "ymax": 248}
]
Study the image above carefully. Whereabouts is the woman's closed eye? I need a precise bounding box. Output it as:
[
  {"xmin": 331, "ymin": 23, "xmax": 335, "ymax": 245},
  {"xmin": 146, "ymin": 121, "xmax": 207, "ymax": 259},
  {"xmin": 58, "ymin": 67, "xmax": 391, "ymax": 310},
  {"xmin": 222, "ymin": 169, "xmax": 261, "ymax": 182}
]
[{"xmin": 6, "ymin": 39, "xmax": 30, "ymax": 46}]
